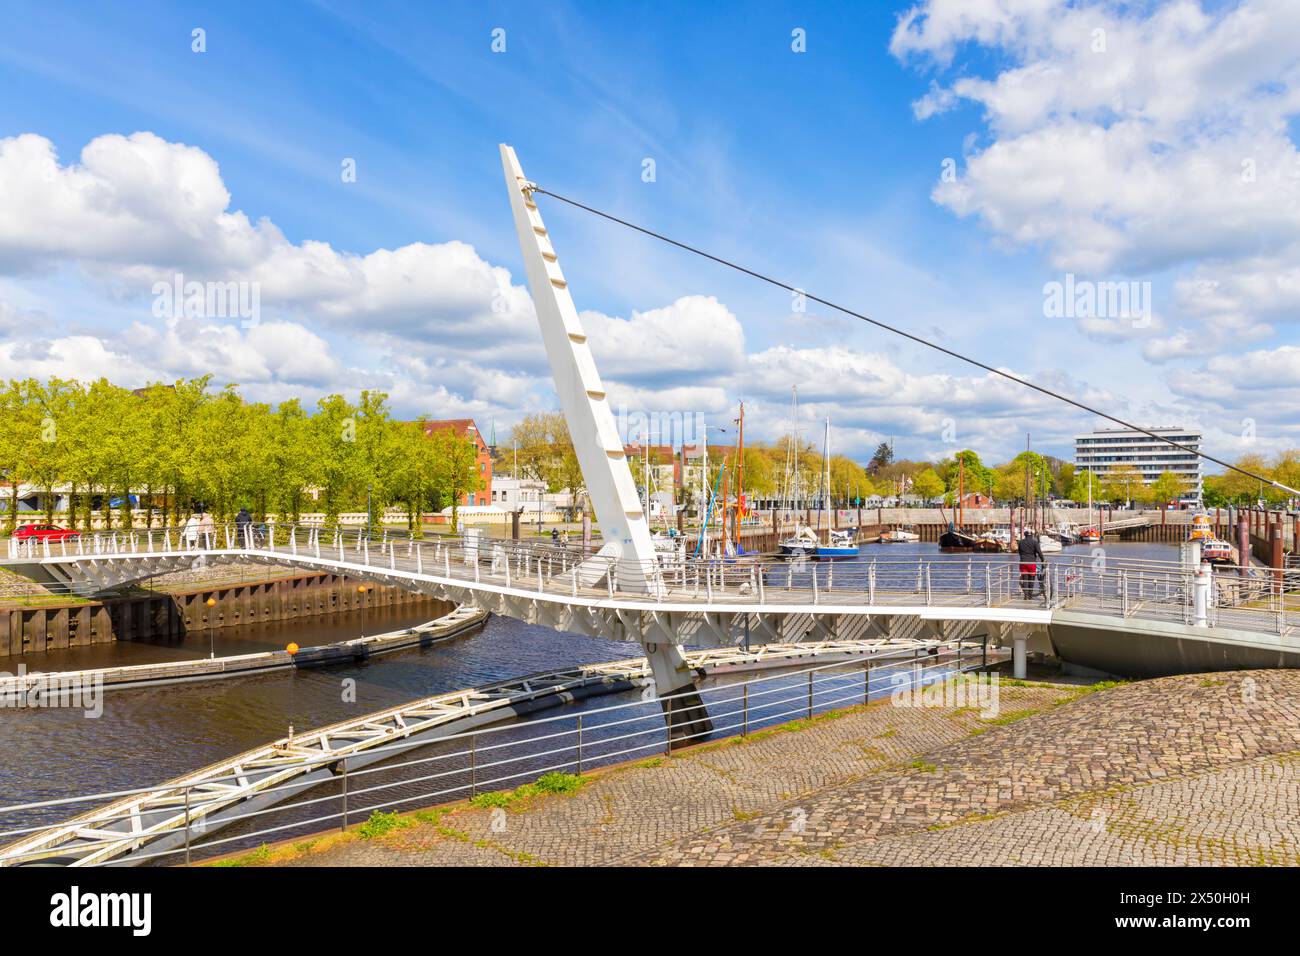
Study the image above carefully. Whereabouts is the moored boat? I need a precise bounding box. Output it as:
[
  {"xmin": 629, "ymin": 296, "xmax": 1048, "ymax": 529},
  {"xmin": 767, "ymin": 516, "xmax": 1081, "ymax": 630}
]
[
  {"xmin": 939, "ymin": 525, "xmax": 999, "ymax": 552},
  {"xmin": 780, "ymin": 526, "xmax": 819, "ymax": 557},
  {"xmin": 816, "ymin": 529, "xmax": 859, "ymax": 558},
  {"xmin": 1036, "ymin": 532, "xmax": 1062, "ymax": 553},
  {"xmin": 879, "ymin": 527, "xmax": 920, "ymax": 543},
  {"xmin": 1188, "ymin": 511, "xmax": 1231, "ymax": 563},
  {"xmin": 1200, "ymin": 537, "xmax": 1233, "ymax": 563}
]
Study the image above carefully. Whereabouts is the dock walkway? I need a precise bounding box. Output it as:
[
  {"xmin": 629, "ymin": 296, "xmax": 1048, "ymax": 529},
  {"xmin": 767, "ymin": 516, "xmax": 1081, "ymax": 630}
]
[{"xmin": 267, "ymin": 669, "xmax": 1300, "ymax": 867}]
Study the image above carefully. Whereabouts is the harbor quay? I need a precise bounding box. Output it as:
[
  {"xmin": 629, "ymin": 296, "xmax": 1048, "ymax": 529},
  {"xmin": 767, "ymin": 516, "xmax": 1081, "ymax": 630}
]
[{"xmin": 232, "ymin": 668, "xmax": 1300, "ymax": 868}]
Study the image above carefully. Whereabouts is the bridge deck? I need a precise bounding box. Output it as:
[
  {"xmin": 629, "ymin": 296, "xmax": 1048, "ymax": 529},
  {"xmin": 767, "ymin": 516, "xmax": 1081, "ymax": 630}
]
[{"xmin": 7, "ymin": 524, "xmax": 1296, "ymax": 640}]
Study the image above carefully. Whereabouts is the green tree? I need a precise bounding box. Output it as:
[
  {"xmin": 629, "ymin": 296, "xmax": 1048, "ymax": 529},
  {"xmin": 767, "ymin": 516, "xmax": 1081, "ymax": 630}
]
[
  {"xmin": 1149, "ymin": 470, "xmax": 1184, "ymax": 506},
  {"xmin": 1100, "ymin": 464, "xmax": 1143, "ymax": 505},
  {"xmin": 868, "ymin": 441, "xmax": 894, "ymax": 475},
  {"xmin": 429, "ymin": 428, "xmax": 482, "ymax": 533},
  {"xmin": 912, "ymin": 468, "xmax": 945, "ymax": 501},
  {"xmin": 512, "ymin": 412, "xmax": 584, "ymax": 515}
]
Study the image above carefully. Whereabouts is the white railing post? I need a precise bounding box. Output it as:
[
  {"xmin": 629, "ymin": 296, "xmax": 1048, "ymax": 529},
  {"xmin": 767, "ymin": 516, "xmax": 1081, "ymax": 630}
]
[{"xmin": 1193, "ymin": 561, "xmax": 1210, "ymax": 628}]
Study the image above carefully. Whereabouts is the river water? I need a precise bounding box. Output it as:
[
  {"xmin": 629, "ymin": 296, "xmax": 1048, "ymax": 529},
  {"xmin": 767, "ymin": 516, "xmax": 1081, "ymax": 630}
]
[{"xmin": 0, "ymin": 540, "xmax": 1180, "ymax": 851}]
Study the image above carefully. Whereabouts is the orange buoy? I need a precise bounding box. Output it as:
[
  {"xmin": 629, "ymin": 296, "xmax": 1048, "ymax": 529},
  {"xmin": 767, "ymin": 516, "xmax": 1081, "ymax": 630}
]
[{"xmin": 286, "ymin": 642, "xmax": 300, "ymax": 655}]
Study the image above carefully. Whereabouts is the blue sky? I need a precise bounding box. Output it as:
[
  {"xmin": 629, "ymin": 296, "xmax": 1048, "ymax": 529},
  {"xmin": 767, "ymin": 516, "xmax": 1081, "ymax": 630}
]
[{"xmin": 2, "ymin": 0, "xmax": 1299, "ymax": 468}]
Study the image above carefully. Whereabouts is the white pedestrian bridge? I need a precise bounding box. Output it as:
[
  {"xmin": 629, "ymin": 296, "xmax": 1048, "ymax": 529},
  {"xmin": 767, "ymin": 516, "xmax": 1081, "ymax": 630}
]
[{"xmin": 6, "ymin": 523, "xmax": 1299, "ymax": 683}]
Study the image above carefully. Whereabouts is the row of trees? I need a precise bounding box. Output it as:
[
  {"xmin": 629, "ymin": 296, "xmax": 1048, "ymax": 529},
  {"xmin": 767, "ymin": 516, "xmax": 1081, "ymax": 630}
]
[
  {"xmin": 0, "ymin": 377, "xmax": 483, "ymax": 534},
  {"xmin": 507, "ymin": 418, "xmax": 1299, "ymax": 512},
  {"xmin": 1203, "ymin": 452, "xmax": 1300, "ymax": 508},
  {"xmin": 7, "ymin": 375, "xmax": 1290, "ymax": 534}
]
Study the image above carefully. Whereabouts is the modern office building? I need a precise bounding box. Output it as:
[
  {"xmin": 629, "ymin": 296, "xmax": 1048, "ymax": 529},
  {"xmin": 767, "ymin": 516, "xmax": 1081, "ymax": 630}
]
[{"xmin": 1073, "ymin": 426, "xmax": 1203, "ymax": 501}]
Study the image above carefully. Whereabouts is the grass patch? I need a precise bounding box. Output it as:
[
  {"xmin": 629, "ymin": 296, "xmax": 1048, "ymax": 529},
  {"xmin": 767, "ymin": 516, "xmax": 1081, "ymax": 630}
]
[
  {"xmin": 356, "ymin": 810, "xmax": 413, "ymax": 840},
  {"xmin": 979, "ymin": 707, "xmax": 1041, "ymax": 727},
  {"xmin": 209, "ymin": 844, "xmax": 272, "ymax": 867},
  {"xmin": 909, "ymin": 760, "xmax": 938, "ymax": 773},
  {"xmin": 468, "ymin": 771, "xmax": 585, "ymax": 811}
]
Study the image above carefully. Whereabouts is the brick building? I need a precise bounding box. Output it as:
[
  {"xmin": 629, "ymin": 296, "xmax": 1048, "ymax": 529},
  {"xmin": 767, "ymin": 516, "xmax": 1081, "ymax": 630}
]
[{"xmin": 420, "ymin": 419, "xmax": 492, "ymax": 507}]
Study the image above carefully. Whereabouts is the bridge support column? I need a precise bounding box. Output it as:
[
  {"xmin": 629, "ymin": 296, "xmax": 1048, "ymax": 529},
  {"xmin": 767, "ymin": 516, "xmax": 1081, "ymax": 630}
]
[
  {"xmin": 1012, "ymin": 634, "xmax": 1027, "ymax": 679},
  {"xmin": 644, "ymin": 641, "xmax": 712, "ymax": 749}
]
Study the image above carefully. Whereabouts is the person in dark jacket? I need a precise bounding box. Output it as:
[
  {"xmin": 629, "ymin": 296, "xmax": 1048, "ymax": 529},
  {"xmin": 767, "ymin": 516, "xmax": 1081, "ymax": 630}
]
[
  {"xmin": 235, "ymin": 507, "xmax": 253, "ymax": 544},
  {"xmin": 1016, "ymin": 531, "xmax": 1045, "ymax": 600}
]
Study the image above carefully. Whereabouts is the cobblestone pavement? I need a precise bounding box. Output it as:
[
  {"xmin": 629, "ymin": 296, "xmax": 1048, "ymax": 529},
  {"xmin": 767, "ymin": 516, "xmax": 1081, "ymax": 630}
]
[{"xmin": 270, "ymin": 670, "xmax": 1300, "ymax": 867}]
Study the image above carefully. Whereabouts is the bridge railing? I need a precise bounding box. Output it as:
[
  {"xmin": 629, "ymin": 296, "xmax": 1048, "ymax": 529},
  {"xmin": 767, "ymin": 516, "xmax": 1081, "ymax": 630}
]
[
  {"xmin": 0, "ymin": 648, "xmax": 985, "ymax": 867},
  {"xmin": 16, "ymin": 522, "xmax": 1300, "ymax": 634}
]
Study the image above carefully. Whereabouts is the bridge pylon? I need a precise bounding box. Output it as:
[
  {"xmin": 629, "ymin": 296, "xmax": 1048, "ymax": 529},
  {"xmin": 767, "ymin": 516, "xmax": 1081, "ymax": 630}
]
[{"xmin": 500, "ymin": 144, "xmax": 711, "ymax": 746}]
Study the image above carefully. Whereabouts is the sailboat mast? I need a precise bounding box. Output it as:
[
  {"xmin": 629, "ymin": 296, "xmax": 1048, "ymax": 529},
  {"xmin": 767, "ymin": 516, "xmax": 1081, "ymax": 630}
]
[
  {"xmin": 818, "ymin": 416, "xmax": 830, "ymax": 531},
  {"xmin": 791, "ymin": 387, "xmax": 800, "ymax": 520},
  {"xmin": 735, "ymin": 400, "xmax": 745, "ymax": 550},
  {"xmin": 958, "ymin": 455, "xmax": 964, "ymax": 528}
]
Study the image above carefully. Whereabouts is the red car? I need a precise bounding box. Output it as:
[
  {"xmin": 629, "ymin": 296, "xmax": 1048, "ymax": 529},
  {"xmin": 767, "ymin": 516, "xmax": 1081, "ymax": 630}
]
[{"xmin": 12, "ymin": 524, "xmax": 80, "ymax": 542}]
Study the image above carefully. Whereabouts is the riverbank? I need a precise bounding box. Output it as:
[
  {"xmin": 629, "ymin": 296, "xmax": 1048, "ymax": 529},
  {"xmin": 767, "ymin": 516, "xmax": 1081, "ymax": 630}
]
[
  {"xmin": 250, "ymin": 669, "xmax": 1300, "ymax": 867},
  {"xmin": 0, "ymin": 565, "xmax": 448, "ymax": 658}
]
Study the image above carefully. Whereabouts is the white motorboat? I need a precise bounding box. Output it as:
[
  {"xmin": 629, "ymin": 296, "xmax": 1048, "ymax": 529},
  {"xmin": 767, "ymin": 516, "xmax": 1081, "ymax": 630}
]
[{"xmin": 779, "ymin": 526, "xmax": 820, "ymax": 557}]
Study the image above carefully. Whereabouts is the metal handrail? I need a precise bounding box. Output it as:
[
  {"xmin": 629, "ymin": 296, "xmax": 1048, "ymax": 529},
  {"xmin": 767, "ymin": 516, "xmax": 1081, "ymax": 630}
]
[
  {"xmin": 0, "ymin": 649, "xmax": 978, "ymax": 867},
  {"xmin": 12, "ymin": 521, "xmax": 1298, "ymax": 636}
]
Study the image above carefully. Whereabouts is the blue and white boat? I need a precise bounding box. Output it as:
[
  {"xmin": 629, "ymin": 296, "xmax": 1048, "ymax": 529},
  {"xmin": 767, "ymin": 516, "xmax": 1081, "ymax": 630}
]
[
  {"xmin": 816, "ymin": 528, "xmax": 859, "ymax": 558},
  {"xmin": 811, "ymin": 418, "xmax": 859, "ymax": 559}
]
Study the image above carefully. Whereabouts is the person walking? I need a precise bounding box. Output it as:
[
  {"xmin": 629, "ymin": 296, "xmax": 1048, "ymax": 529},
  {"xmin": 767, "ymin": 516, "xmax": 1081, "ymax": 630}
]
[
  {"xmin": 181, "ymin": 512, "xmax": 200, "ymax": 549},
  {"xmin": 235, "ymin": 506, "xmax": 253, "ymax": 545},
  {"xmin": 1016, "ymin": 530, "xmax": 1045, "ymax": 601}
]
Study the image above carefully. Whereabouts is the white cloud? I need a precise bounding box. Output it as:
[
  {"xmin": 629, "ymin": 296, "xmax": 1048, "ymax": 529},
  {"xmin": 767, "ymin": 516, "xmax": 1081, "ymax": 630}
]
[
  {"xmin": 582, "ymin": 295, "xmax": 747, "ymax": 385},
  {"xmin": 894, "ymin": 0, "xmax": 1300, "ymax": 450},
  {"xmin": 895, "ymin": 2, "xmax": 1300, "ymax": 291},
  {"xmin": 0, "ymin": 128, "xmax": 1145, "ymax": 462}
]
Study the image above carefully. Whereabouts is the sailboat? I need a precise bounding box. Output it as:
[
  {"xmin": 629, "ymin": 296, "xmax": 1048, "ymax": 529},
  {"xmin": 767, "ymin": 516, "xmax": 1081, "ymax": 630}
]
[
  {"xmin": 779, "ymin": 388, "xmax": 818, "ymax": 557},
  {"xmin": 813, "ymin": 417, "xmax": 859, "ymax": 558},
  {"xmin": 939, "ymin": 457, "xmax": 997, "ymax": 551}
]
